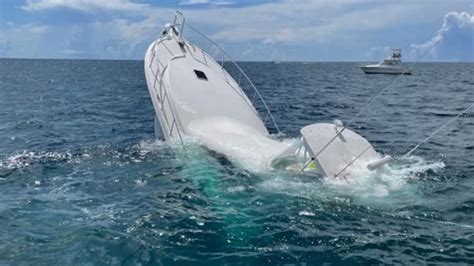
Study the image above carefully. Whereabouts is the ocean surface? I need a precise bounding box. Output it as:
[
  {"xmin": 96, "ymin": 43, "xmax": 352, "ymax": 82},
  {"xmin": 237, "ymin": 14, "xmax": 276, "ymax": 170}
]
[{"xmin": 0, "ymin": 59, "xmax": 473, "ymax": 265}]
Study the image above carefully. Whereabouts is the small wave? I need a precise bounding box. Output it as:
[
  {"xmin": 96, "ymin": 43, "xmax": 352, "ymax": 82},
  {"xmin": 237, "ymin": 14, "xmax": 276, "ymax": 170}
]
[
  {"xmin": 461, "ymin": 79, "xmax": 474, "ymax": 85},
  {"xmin": 134, "ymin": 139, "xmax": 167, "ymax": 152},
  {"xmin": 298, "ymin": 210, "xmax": 316, "ymax": 217},
  {"xmin": 131, "ymin": 139, "xmax": 170, "ymax": 159},
  {"xmin": 0, "ymin": 151, "xmax": 76, "ymax": 170},
  {"xmin": 432, "ymin": 113, "xmax": 458, "ymax": 117},
  {"xmin": 227, "ymin": 185, "xmax": 246, "ymax": 193},
  {"xmin": 424, "ymin": 111, "xmax": 467, "ymax": 118}
]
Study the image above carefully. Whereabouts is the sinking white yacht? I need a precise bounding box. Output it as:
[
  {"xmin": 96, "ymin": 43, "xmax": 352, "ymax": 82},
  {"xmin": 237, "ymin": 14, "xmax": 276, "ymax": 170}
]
[
  {"xmin": 359, "ymin": 49, "xmax": 412, "ymax": 75},
  {"xmin": 144, "ymin": 12, "xmax": 391, "ymax": 178}
]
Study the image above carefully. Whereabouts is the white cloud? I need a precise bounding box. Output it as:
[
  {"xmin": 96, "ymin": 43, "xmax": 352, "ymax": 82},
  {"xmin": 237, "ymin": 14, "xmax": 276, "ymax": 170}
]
[
  {"xmin": 208, "ymin": 2, "xmax": 422, "ymax": 44},
  {"xmin": 7, "ymin": 0, "xmax": 473, "ymax": 60},
  {"xmin": 18, "ymin": 0, "xmax": 469, "ymax": 45},
  {"xmin": 179, "ymin": 0, "xmax": 235, "ymax": 6},
  {"xmin": 410, "ymin": 12, "xmax": 474, "ymax": 61},
  {"xmin": 0, "ymin": 39, "xmax": 11, "ymax": 56},
  {"xmin": 60, "ymin": 49, "xmax": 85, "ymax": 55},
  {"xmin": 180, "ymin": 0, "xmax": 206, "ymax": 5},
  {"xmin": 179, "ymin": 0, "xmax": 469, "ymax": 46},
  {"xmin": 0, "ymin": 23, "xmax": 51, "ymax": 57},
  {"xmin": 366, "ymin": 46, "xmax": 391, "ymax": 62},
  {"xmin": 180, "ymin": 0, "xmax": 209, "ymax": 5},
  {"xmin": 19, "ymin": 23, "xmax": 50, "ymax": 34},
  {"xmin": 22, "ymin": 0, "xmax": 146, "ymax": 12}
]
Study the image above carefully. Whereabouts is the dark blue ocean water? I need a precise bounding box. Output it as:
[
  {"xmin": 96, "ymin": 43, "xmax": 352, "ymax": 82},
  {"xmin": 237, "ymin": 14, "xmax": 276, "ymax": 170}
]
[{"xmin": 0, "ymin": 59, "xmax": 473, "ymax": 265}]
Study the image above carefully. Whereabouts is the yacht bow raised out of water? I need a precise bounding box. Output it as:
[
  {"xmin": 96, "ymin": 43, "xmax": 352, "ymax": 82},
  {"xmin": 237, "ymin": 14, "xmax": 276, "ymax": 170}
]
[
  {"xmin": 359, "ymin": 49, "xmax": 412, "ymax": 75},
  {"xmin": 144, "ymin": 12, "xmax": 391, "ymax": 178}
]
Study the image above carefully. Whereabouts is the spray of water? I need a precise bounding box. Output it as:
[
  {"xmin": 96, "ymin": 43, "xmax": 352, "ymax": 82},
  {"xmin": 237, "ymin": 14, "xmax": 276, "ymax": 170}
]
[{"xmin": 257, "ymin": 153, "xmax": 445, "ymax": 208}]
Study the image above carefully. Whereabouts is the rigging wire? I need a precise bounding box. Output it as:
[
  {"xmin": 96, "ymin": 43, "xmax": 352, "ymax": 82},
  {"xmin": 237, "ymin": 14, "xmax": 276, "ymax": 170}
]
[
  {"xmin": 334, "ymin": 146, "xmax": 371, "ymax": 178},
  {"xmin": 299, "ymin": 36, "xmax": 443, "ymax": 174},
  {"xmin": 334, "ymin": 103, "xmax": 473, "ymax": 177},
  {"xmin": 185, "ymin": 23, "xmax": 282, "ymax": 134},
  {"xmin": 403, "ymin": 103, "xmax": 473, "ymax": 158}
]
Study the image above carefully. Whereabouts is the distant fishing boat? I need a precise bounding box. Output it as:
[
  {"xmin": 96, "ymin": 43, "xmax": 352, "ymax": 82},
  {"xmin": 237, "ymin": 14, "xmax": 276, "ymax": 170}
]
[{"xmin": 359, "ymin": 49, "xmax": 412, "ymax": 75}]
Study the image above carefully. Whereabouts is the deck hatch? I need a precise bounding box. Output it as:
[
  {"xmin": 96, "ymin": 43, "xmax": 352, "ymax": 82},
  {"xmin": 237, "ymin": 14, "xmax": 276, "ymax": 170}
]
[{"xmin": 193, "ymin": 70, "xmax": 208, "ymax": 80}]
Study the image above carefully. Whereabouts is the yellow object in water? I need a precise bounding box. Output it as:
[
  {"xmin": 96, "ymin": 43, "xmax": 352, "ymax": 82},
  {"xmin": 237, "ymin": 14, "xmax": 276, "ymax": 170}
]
[{"xmin": 307, "ymin": 161, "xmax": 317, "ymax": 170}]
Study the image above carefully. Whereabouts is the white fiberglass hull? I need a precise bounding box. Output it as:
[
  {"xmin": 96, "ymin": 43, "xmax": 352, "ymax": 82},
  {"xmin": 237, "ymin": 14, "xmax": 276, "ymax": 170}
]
[
  {"xmin": 144, "ymin": 25, "xmax": 289, "ymax": 171},
  {"xmin": 359, "ymin": 65, "xmax": 412, "ymax": 75},
  {"xmin": 144, "ymin": 14, "xmax": 388, "ymax": 177},
  {"xmin": 144, "ymin": 30, "xmax": 268, "ymax": 140}
]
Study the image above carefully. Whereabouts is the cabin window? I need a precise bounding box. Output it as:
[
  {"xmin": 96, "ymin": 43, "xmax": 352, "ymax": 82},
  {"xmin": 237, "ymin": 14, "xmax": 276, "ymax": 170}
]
[{"xmin": 194, "ymin": 70, "xmax": 208, "ymax": 80}]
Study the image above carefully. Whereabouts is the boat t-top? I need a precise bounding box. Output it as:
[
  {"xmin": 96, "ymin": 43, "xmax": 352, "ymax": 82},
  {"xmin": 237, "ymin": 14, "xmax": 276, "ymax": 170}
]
[
  {"xmin": 359, "ymin": 49, "xmax": 412, "ymax": 75},
  {"xmin": 144, "ymin": 12, "xmax": 392, "ymax": 179}
]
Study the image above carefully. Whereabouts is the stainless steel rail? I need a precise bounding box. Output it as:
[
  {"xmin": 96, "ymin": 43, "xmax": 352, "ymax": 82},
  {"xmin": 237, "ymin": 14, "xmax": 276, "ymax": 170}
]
[{"xmin": 173, "ymin": 11, "xmax": 281, "ymax": 134}]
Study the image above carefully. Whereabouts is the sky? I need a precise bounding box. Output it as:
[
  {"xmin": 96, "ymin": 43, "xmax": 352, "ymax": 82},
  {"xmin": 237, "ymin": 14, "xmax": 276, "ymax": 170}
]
[{"xmin": 0, "ymin": 0, "xmax": 473, "ymax": 61}]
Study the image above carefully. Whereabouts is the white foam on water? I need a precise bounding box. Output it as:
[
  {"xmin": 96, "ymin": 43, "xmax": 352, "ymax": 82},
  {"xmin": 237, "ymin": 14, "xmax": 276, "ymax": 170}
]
[
  {"xmin": 227, "ymin": 185, "xmax": 246, "ymax": 193},
  {"xmin": 134, "ymin": 139, "xmax": 167, "ymax": 154},
  {"xmin": 322, "ymin": 155, "xmax": 445, "ymax": 198},
  {"xmin": 136, "ymin": 122, "xmax": 445, "ymax": 206},
  {"xmin": 0, "ymin": 150, "xmax": 74, "ymax": 170},
  {"xmin": 133, "ymin": 119, "xmax": 448, "ymax": 208},
  {"xmin": 298, "ymin": 210, "xmax": 316, "ymax": 217},
  {"xmin": 257, "ymin": 154, "xmax": 446, "ymax": 206}
]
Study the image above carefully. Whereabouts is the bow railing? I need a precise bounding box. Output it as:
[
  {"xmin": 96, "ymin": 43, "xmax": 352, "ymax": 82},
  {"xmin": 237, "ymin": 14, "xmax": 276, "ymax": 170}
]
[{"xmin": 172, "ymin": 11, "xmax": 281, "ymax": 134}]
